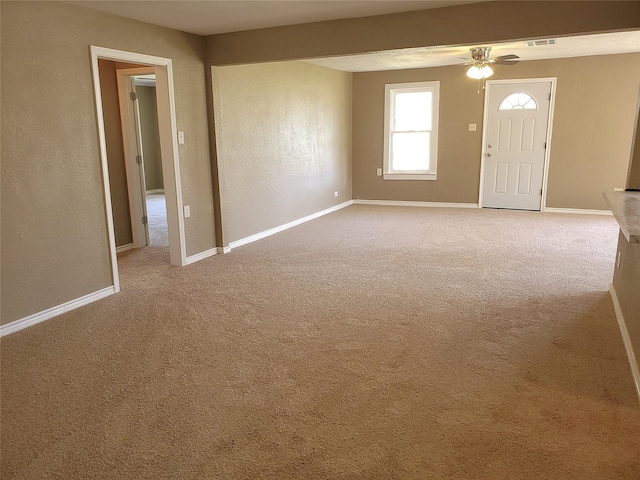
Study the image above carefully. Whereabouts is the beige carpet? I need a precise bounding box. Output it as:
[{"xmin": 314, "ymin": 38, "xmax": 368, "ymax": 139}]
[
  {"xmin": 2, "ymin": 205, "xmax": 639, "ymax": 479},
  {"xmin": 146, "ymin": 193, "xmax": 168, "ymax": 247}
]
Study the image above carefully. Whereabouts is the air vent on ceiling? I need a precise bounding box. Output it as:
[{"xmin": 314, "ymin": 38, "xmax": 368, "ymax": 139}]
[{"xmin": 525, "ymin": 39, "xmax": 558, "ymax": 47}]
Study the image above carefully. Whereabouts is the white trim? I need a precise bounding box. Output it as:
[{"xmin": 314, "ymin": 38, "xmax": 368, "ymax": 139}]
[
  {"xmin": 0, "ymin": 287, "xmax": 116, "ymax": 337},
  {"xmin": 610, "ymin": 285, "xmax": 640, "ymax": 404},
  {"xmin": 543, "ymin": 207, "xmax": 613, "ymax": 216},
  {"xmin": 217, "ymin": 246, "xmax": 232, "ymax": 254},
  {"xmin": 541, "ymin": 79, "xmax": 557, "ymax": 212},
  {"xmin": 352, "ymin": 199, "xmax": 479, "ymax": 209},
  {"xmin": 228, "ymin": 201, "xmax": 353, "ymax": 250},
  {"xmin": 155, "ymin": 61, "xmax": 187, "ymax": 266},
  {"xmin": 479, "ymin": 78, "xmax": 557, "ymax": 211},
  {"xmin": 116, "ymin": 243, "xmax": 134, "ymax": 253},
  {"xmin": 146, "ymin": 189, "xmax": 165, "ymax": 195},
  {"xmin": 90, "ymin": 49, "xmax": 121, "ymax": 293},
  {"xmin": 383, "ymin": 173, "xmax": 437, "ymax": 181},
  {"xmin": 185, "ymin": 248, "xmax": 218, "ymax": 265},
  {"xmin": 90, "ymin": 46, "xmax": 186, "ymax": 269}
]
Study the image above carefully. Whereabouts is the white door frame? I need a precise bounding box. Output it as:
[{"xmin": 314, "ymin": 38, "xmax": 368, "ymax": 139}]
[
  {"xmin": 478, "ymin": 78, "xmax": 557, "ymax": 211},
  {"xmin": 116, "ymin": 67, "xmax": 154, "ymax": 248},
  {"xmin": 90, "ymin": 46, "xmax": 187, "ymax": 294}
]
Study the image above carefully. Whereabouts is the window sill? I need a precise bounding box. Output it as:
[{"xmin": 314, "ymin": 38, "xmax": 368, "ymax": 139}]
[{"xmin": 383, "ymin": 173, "xmax": 437, "ymax": 181}]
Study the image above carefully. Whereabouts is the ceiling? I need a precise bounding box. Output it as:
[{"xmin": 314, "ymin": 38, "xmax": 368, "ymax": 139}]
[
  {"xmin": 70, "ymin": 1, "xmax": 640, "ymax": 71},
  {"xmin": 303, "ymin": 31, "xmax": 640, "ymax": 72},
  {"xmin": 70, "ymin": 0, "xmax": 486, "ymax": 36}
]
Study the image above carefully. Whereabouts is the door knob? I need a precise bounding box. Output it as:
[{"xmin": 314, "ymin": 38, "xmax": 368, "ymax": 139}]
[
  {"xmin": 487, "ymin": 152, "xmax": 493, "ymax": 157},
  {"xmin": 487, "ymin": 144, "xmax": 493, "ymax": 148}
]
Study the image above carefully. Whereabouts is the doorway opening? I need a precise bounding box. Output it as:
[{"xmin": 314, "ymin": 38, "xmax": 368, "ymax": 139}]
[
  {"xmin": 117, "ymin": 69, "xmax": 169, "ymax": 249},
  {"xmin": 134, "ymin": 75, "xmax": 169, "ymax": 247},
  {"xmin": 90, "ymin": 46, "xmax": 186, "ymax": 293}
]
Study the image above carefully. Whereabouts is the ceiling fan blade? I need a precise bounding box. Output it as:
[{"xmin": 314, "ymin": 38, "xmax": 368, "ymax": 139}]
[
  {"xmin": 494, "ymin": 54, "xmax": 520, "ymax": 61},
  {"xmin": 494, "ymin": 59, "xmax": 520, "ymax": 65}
]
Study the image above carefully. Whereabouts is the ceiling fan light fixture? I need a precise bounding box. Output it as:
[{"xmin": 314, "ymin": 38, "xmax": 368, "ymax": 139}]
[{"xmin": 466, "ymin": 64, "xmax": 493, "ymax": 79}]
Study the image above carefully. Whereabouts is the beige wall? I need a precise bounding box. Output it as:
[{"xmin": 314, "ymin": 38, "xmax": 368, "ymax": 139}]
[
  {"xmin": 212, "ymin": 61, "xmax": 352, "ymax": 244},
  {"xmin": 612, "ymin": 232, "xmax": 640, "ymax": 386},
  {"xmin": 207, "ymin": 1, "xmax": 640, "ymax": 66},
  {"xmin": 352, "ymin": 53, "xmax": 640, "ymax": 210},
  {"xmin": 1, "ymin": 2, "xmax": 215, "ymax": 324},
  {"xmin": 97, "ymin": 59, "xmax": 133, "ymax": 247},
  {"xmin": 627, "ymin": 94, "xmax": 640, "ymax": 190},
  {"xmin": 136, "ymin": 85, "xmax": 164, "ymax": 192}
]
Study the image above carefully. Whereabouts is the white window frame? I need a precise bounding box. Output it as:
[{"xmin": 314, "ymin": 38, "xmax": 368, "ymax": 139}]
[{"xmin": 383, "ymin": 81, "xmax": 440, "ymax": 180}]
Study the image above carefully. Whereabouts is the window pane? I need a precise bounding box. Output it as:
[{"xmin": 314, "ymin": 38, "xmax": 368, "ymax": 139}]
[
  {"xmin": 391, "ymin": 132, "xmax": 430, "ymax": 171},
  {"xmin": 499, "ymin": 92, "xmax": 537, "ymax": 110},
  {"xmin": 394, "ymin": 92, "xmax": 432, "ymax": 131}
]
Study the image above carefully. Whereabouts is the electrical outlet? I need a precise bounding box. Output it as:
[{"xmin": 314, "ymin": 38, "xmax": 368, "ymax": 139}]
[
  {"xmin": 613, "ymin": 188, "xmax": 625, "ymax": 192},
  {"xmin": 184, "ymin": 205, "xmax": 190, "ymax": 218},
  {"xmin": 334, "ymin": 191, "xmax": 339, "ymax": 197},
  {"xmin": 469, "ymin": 124, "xmax": 477, "ymax": 132},
  {"xmin": 376, "ymin": 168, "xmax": 382, "ymax": 176}
]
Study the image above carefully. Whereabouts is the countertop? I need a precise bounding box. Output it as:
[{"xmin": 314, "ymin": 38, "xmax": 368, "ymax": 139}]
[{"xmin": 604, "ymin": 191, "xmax": 640, "ymax": 243}]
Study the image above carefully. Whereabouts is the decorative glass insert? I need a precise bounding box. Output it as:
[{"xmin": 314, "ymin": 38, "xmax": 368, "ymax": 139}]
[{"xmin": 499, "ymin": 93, "xmax": 537, "ymax": 110}]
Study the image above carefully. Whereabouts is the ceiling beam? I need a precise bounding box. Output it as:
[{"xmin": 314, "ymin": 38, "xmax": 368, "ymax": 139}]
[{"xmin": 207, "ymin": 1, "xmax": 640, "ymax": 66}]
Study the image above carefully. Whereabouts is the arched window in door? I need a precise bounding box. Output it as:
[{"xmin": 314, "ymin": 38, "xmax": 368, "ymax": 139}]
[{"xmin": 499, "ymin": 93, "xmax": 537, "ymax": 110}]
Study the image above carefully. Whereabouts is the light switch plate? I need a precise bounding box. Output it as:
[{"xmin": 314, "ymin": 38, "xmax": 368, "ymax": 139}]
[
  {"xmin": 178, "ymin": 131, "xmax": 185, "ymax": 144},
  {"xmin": 184, "ymin": 205, "xmax": 190, "ymax": 218},
  {"xmin": 376, "ymin": 168, "xmax": 382, "ymax": 176},
  {"xmin": 469, "ymin": 124, "xmax": 477, "ymax": 132}
]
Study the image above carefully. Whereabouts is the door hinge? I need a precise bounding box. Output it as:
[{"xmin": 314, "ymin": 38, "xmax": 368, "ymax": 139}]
[
  {"xmin": 541, "ymin": 189, "xmax": 543, "ymax": 195},
  {"xmin": 544, "ymin": 142, "xmax": 547, "ymax": 149},
  {"xmin": 136, "ymin": 154, "xmax": 142, "ymax": 164},
  {"xmin": 549, "ymin": 93, "xmax": 551, "ymax": 101},
  {"xmin": 130, "ymin": 91, "xmax": 137, "ymax": 101},
  {"xmin": 142, "ymin": 215, "xmax": 148, "ymax": 225}
]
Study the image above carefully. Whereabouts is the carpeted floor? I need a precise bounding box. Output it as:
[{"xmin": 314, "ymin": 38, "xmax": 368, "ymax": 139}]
[
  {"xmin": 2, "ymin": 205, "xmax": 639, "ymax": 479},
  {"xmin": 146, "ymin": 193, "xmax": 168, "ymax": 247}
]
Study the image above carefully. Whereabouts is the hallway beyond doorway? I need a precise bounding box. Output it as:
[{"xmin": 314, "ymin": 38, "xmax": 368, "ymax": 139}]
[{"xmin": 146, "ymin": 193, "xmax": 168, "ymax": 247}]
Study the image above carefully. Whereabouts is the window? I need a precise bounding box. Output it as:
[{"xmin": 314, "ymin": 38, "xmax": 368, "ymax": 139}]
[
  {"xmin": 499, "ymin": 93, "xmax": 537, "ymax": 110},
  {"xmin": 384, "ymin": 81, "xmax": 440, "ymax": 180}
]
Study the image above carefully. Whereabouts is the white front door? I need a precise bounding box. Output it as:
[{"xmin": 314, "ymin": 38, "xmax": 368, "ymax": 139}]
[{"xmin": 481, "ymin": 80, "xmax": 553, "ymax": 211}]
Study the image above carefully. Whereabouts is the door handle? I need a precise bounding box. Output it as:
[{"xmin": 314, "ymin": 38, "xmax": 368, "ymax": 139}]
[
  {"xmin": 487, "ymin": 152, "xmax": 493, "ymax": 157},
  {"xmin": 487, "ymin": 144, "xmax": 493, "ymax": 148}
]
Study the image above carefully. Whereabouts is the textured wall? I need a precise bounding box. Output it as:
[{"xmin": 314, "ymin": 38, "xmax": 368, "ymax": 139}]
[
  {"xmin": 97, "ymin": 59, "xmax": 133, "ymax": 247},
  {"xmin": 137, "ymin": 86, "xmax": 164, "ymax": 192},
  {"xmin": 212, "ymin": 61, "xmax": 352, "ymax": 244},
  {"xmin": 1, "ymin": 2, "xmax": 215, "ymax": 324},
  {"xmin": 352, "ymin": 66, "xmax": 483, "ymax": 204},
  {"xmin": 352, "ymin": 53, "xmax": 640, "ymax": 210},
  {"xmin": 207, "ymin": 1, "xmax": 640, "ymax": 65}
]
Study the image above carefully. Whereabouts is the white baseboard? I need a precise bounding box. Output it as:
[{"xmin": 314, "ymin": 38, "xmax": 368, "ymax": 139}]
[
  {"xmin": 217, "ymin": 246, "xmax": 231, "ymax": 254},
  {"xmin": 116, "ymin": 243, "xmax": 134, "ymax": 254},
  {"xmin": 185, "ymin": 247, "xmax": 217, "ymax": 265},
  {"xmin": 610, "ymin": 285, "xmax": 640, "ymax": 404},
  {"xmin": 543, "ymin": 207, "xmax": 612, "ymax": 216},
  {"xmin": 229, "ymin": 200, "xmax": 353, "ymax": 250},
  {"xmin": 0, "ymin": 286, "xmax": 116, "ymax": 337},
  {"xmin": 352, "ymin": 199, "xmax": 479, "ymax": 209},
  {"xmin": 146, "ymin": 189, "xmax": 165, "ymax": 195}
]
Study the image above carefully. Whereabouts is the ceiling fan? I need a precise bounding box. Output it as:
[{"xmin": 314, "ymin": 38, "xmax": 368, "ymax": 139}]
[{"xmin": 461, "ymin": 47, "xmax": 519, "ymax": 90}]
